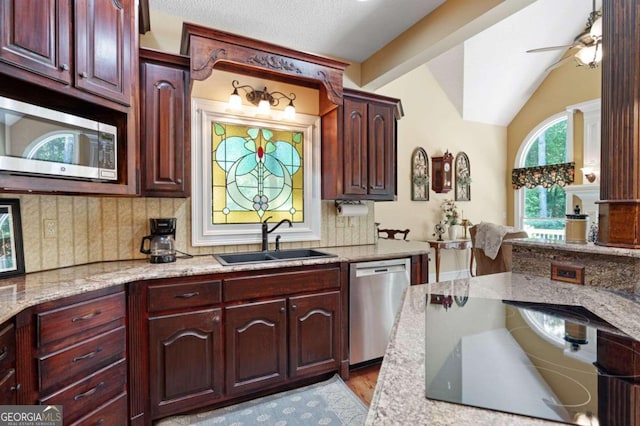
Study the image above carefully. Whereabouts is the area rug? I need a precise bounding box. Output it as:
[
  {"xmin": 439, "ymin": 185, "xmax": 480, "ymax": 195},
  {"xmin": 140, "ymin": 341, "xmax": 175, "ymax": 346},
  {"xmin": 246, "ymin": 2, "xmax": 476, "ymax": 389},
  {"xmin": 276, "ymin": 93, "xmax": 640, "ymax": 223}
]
[{"xmin": 156, "ymin": 375, "xmax": 368, "ymax": 426}]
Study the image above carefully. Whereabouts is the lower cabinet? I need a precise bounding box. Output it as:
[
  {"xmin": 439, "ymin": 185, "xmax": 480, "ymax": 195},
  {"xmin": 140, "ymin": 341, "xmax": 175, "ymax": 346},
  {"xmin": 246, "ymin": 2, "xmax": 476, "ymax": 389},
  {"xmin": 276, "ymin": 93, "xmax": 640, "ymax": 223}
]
[
  {"xmin": 15, "ymin": 288, "xmax": 127, "ymax": 425},
  {"xmin": 225, "ymin": 299, "xmax": 288, "ymax": 396},
  {"xmin": 225, "ymin": 291, "xmax": 341, "ymax": 397},
  {"xmin": 289, "ymin": 291, "xmax": 341, "ymax": 378},
  {"xmin": 149, "ymin": 308, "xmax": 223, "ymax": 418},
  {"xmin": 0, "ymin": 319, "xmax": 16, "ymax": 404},
  {"xmin": 134, "ymin": 263, "xmax": 346, "ymax": 424}
]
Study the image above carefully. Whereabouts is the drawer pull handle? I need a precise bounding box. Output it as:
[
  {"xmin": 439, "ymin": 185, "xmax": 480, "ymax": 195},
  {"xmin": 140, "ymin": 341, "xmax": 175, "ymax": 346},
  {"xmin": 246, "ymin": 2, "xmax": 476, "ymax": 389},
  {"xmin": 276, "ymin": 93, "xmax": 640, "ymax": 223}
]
[
  {"xmin": 72, "ymin": 310, "xmax": 102, "ymax": 323},
  {"xmin": 0, "ymin": 346, "xmax": 7, "ymax": 361},
  {"xmin": 95, "ymin": 419, "xmax": 105, "ymax": 426},
  {"xmin": 73, "ymin": 347, "xmax": 102, "ymax": 362},
  {"xmin": 74, "ymin": 381, "xmax": 104, "ymax": 400},
  {"xmin": 2, "ymin": 368, "xmax": 15, "ymax": 384},
  {"xmin": 176, "ymin": 292, "xmax": 199, "ymax": 299}
]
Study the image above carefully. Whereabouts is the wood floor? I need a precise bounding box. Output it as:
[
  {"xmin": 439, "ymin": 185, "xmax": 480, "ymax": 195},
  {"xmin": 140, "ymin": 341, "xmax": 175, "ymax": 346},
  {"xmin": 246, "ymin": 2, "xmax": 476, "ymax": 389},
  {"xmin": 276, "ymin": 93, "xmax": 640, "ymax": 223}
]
[{"xmin": 346, "ymin": 362, "xmax": 381, "ymax": 406}]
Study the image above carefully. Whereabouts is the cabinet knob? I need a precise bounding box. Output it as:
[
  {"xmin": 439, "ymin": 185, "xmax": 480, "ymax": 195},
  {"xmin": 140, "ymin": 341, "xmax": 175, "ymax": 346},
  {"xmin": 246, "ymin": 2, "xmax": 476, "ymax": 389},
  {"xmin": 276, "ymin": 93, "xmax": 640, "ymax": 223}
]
[
  {"xmin": 61, "ymin": 64, "xmax": 69, "ymax": 71},
  {"xmin": 213, "ymin": 315, "xmax": 220, "ymax": 323},
  {"xmin": 11, "ymin": 383, "xmax": 21, "ymax": 392},
  {"xmin": 279, "ymin": 307, "xmax": 285, "ymax": 313},
  {"xmin": 176, "ymin": 178, "xmax": 182, "ymax": 184},
  {"xmin": 80, "ymin": 71, "xmax": 88, "ymax": 78},
  {"xmin": 291, "ymin": 304, "xmax": 297, "ymax": 311}
]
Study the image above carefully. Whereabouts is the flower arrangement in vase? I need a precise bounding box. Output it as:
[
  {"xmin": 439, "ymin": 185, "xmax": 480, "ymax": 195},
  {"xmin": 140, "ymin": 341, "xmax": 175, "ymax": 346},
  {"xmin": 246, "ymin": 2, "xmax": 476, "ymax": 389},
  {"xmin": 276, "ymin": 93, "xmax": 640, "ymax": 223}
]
[{"xmin": 441, "ymin": 199, "xmax": 460, "ymax": 239}]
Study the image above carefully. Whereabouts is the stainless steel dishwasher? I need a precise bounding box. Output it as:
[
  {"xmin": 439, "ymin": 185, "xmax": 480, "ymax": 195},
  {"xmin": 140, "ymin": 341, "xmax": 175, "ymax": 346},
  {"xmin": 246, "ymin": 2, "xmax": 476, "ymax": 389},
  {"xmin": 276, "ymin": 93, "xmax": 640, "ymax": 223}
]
[{"xmin": 349, "ymin": 257, "xmax": 410, "ymax": 365}]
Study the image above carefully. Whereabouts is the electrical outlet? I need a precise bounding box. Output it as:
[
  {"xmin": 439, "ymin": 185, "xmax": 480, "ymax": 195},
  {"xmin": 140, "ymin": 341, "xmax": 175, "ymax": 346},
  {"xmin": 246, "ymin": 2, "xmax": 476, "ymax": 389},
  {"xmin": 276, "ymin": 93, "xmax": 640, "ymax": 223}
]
[{"xmin": 44, "ymin": 219, "xmax": 57, "ymax": 239}]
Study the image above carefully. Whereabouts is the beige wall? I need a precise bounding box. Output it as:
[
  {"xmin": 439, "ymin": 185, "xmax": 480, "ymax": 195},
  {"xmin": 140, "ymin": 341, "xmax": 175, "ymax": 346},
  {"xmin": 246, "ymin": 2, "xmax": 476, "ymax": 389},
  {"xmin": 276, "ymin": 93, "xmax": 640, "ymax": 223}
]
[
  {"xmin": 506, "ymin": 62, "xmax": 601, "ymax": 225},
  {"xmin": 374, "ymin": 65, "xmax": 507, "ymax": 276}
]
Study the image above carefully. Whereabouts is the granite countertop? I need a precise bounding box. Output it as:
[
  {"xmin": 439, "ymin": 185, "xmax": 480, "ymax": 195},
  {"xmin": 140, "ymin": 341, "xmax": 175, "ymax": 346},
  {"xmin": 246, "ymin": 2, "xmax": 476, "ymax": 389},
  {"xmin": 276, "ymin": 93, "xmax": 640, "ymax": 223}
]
[
  {"xmin": 0, "ymin": 239, "xmax": 430, "ymax": 324},
  {"xmin": 367, "ymin": 272, "xmax": 640, "ymax": 425},
  {"xmin": 507, "ymin": 238, "xmax": 640, "ymax": 258}
]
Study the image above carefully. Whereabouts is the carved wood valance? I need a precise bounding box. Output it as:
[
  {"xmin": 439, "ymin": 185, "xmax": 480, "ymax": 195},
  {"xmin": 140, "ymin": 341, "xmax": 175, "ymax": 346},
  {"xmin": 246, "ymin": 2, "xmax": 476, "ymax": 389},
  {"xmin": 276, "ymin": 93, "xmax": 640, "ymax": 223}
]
[{"xmin": 180, "ymin": 23, "xmax": 348, "ymax": 114}]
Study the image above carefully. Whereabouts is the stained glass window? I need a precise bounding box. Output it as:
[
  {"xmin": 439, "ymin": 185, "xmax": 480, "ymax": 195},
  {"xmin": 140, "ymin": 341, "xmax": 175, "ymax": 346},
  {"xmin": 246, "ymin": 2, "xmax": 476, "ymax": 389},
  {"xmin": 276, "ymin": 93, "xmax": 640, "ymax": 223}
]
[{"xmin": 211, "ymin": 122, "xmax": 304, "ymax": 225}]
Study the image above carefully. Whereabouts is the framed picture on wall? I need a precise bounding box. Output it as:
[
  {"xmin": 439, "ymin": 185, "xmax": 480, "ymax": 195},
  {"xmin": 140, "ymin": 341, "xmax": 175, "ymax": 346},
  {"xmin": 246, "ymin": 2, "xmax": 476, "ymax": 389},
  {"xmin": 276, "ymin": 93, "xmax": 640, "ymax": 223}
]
[
  {"xmin": 0, "ymin": 199, "xmax": 25, "ymax": 278},
  {"xmin": 411, "ymin": 147, "xmax": 429, "ymax": 201},
  {"xmin": 455, "ymin": 152, "xmax": 471, "ymax": 201}
]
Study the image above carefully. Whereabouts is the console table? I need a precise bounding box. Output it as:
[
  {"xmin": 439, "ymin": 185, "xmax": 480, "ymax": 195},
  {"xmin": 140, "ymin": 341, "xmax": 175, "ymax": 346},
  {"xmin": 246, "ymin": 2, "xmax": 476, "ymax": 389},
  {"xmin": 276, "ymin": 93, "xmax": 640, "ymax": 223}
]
[{"xmin": 427, "ymin": 239, "xmax": 474, "ymax": 282}]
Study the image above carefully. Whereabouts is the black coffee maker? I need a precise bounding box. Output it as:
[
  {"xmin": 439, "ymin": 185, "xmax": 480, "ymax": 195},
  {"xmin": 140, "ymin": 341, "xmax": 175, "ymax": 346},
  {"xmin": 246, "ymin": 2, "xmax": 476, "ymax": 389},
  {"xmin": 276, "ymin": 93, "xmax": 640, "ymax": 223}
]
[{"xmin": 140, "ymin": 218, "xmax": 177, "ymax": 263}]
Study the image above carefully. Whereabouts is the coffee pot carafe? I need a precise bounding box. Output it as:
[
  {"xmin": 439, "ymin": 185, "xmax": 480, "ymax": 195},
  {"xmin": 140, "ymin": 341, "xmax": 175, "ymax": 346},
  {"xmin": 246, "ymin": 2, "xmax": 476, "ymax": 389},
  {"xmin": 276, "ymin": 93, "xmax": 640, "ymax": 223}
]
[{"xmin": 140, "ymin": 218, "xmax": 176, "ymax": 263}]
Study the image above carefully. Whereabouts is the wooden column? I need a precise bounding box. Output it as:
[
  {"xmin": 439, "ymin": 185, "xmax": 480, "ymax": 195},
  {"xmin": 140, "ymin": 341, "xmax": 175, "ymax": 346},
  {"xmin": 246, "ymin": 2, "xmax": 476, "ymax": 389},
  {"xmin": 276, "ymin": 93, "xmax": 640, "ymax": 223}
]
[{"xmin": 598, "ymin": 0, "xmax": 640, "ymax": 247}]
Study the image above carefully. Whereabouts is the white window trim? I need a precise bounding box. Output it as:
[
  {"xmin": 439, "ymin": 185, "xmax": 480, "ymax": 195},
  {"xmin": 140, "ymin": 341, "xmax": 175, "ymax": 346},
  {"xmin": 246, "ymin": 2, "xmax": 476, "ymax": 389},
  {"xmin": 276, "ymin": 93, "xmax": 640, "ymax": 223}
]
[
  {"xmin": 514, "ymin": 111, "xmax": 572, "ymax": 229},
  {"xmin": 191, "ymin": 98, "xmax": 322, "ymax": 246}
]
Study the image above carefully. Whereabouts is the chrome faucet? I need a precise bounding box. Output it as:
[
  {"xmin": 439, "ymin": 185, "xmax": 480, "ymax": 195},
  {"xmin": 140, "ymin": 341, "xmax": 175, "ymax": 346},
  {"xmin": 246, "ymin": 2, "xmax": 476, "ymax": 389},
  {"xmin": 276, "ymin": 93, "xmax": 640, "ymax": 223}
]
[{"xmin": 261, "ymin": 216, "xmax": 292, "ymax": 251}]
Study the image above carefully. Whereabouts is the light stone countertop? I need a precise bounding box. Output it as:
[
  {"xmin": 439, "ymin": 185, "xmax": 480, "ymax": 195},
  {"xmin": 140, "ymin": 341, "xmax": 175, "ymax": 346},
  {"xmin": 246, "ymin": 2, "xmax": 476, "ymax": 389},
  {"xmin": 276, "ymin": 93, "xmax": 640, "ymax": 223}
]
[
  {"xmin": 0, "ymin": 239, "xmax": 431, "ymax": 324},
  {"xmin": 507, "ymin": 238, "xmax": 640, "ymax": 258},
  {"xmin": 366, "ymin": 272, "xmax": 640, "ymax": 425}
]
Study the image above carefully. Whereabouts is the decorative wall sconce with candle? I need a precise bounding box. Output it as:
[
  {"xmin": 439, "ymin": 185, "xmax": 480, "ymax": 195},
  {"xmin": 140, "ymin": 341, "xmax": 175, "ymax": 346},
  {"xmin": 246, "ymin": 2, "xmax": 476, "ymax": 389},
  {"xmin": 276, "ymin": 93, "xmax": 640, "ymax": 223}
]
[
  {"xmin": 580, "ymin": 164, "xmax": 598, "ymax": 183},
  {"xmin": 228, "ymin": 79, "xmax": 297, "ymax": 120}
]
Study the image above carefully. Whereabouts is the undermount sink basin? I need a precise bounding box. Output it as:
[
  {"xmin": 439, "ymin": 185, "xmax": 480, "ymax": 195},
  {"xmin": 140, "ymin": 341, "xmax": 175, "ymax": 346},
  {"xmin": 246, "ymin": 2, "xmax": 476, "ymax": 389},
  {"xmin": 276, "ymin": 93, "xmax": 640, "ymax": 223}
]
[{"xmin": 214, "ymin": 249, "xmax": 336, "ymax": 265}]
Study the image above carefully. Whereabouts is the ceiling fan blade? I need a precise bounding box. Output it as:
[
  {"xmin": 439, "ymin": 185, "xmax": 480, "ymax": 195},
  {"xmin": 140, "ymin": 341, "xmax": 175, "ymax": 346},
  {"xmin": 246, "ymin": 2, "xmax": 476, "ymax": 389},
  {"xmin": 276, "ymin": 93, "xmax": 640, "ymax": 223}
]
[
  {"xmin": 526, "ymin": 44, "xmax": 576, "ymax": 53},
  {"xmin": 546, "ymin": 55, "xmax": 574, "ymax": 71}
]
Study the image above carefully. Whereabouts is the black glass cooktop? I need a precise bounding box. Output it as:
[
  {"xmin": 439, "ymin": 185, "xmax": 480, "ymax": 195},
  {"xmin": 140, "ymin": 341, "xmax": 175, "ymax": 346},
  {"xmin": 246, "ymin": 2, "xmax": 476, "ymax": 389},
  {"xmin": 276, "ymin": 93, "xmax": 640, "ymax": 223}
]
[{"xmin": 425, "ymin": 295, "xmax": 640, "ymax": 425}]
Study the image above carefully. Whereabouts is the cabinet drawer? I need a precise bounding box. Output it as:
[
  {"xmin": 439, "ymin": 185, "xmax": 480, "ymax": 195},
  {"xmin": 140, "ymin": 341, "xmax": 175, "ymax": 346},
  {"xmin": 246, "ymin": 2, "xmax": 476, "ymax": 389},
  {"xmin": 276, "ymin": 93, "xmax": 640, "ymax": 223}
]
[
  {"xmin": 148, "ymin": 280, "xmax": 221, "ymax": 312},
  {"xmin": 40, "ymin": 359, "xmax": 126, "ymax": 424},
  {"xmin": 224, "ymin": 267, "xmax": 340, "ymax": 302},
  {"xmin": 37, "ymin": 292, "xmax": 125, "ymax": 347},
  {"xmin": 70, "ymin": 392, "xmax": 128, "ymax": 426},
  {"xmin": 0, "ymin": 322, "xmax": 15, "ymax": 373},
  {"xmin": 38, "ymin": 326, "xmax": 125, "ymax": 392}
]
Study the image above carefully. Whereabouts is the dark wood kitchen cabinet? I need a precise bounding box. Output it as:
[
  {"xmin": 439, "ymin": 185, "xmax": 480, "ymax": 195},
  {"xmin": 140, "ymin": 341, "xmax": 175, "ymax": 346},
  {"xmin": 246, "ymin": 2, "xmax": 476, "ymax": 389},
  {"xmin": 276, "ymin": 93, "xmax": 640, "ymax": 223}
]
[
  {"xmin": 15, "ymin": 287, "xmax": 127, "ymax": 425},
  {"xmin": 322, "ymin": 88, "xmax": 402, "ymax": 200},
  {"xmin": 140, "ymin": 49, "xmax": 190, "ymax": 197},
  {"xmin": 140, "ymin": 277, "xmax": 224, "ymax": 421},
  {"xmin": 0, "ymin": 319, "xmax": 17, "ymax": 404},
  {"xmin": 0, "ymin": 0, "xmax": 133, "ymax": 106},
  {"xmin": 129, "ymin": 264, "xmax": 346, "ymax": 425},
  {"xmin": 224, "ymin": 266, "xmax": 342, "ymax": 397}
]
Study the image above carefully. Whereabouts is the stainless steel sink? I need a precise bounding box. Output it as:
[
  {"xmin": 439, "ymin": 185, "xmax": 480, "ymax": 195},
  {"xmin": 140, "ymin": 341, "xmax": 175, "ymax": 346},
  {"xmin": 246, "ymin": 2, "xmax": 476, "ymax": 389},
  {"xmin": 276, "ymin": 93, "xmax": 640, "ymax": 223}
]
[{"xmin": 214, "ymin": 249, "xmax": 336, "ymax": 265}]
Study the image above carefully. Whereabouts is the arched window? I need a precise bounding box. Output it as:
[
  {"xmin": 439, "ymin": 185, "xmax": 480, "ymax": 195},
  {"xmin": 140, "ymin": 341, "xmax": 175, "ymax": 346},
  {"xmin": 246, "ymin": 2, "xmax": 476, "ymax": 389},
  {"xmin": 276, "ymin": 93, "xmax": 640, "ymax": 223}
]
[
  {"xmin": 26, "ymin": 132, "xmax": 76, "ymax": 164},
  {"xmin": 514, "ymin": 113, "xmax": 570, "ymax": 240}
]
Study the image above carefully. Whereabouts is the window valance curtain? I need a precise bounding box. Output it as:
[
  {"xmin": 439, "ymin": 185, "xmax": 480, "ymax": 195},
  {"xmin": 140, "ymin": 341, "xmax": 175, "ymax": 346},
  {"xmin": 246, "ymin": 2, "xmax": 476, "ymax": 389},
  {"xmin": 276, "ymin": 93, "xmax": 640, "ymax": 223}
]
[{"xmin": 511, "ymin": 162, "xmax": 575, "ymax": 189}]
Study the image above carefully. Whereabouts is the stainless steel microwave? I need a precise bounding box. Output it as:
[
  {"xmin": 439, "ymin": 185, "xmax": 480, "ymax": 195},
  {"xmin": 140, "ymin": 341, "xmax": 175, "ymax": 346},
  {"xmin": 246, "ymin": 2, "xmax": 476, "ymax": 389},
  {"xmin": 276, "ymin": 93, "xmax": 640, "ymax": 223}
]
[{"xmin": 0, "ymin": 96, "xmax": 117, "ymax": 181}]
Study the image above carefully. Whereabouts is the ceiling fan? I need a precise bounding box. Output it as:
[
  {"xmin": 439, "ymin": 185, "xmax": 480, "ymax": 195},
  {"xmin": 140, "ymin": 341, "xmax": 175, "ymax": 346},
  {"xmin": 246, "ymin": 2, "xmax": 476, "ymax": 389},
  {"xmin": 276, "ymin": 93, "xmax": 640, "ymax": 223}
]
[{"xmin": 527, "ymin": 0, "xmax": 603, "ymax": 70}]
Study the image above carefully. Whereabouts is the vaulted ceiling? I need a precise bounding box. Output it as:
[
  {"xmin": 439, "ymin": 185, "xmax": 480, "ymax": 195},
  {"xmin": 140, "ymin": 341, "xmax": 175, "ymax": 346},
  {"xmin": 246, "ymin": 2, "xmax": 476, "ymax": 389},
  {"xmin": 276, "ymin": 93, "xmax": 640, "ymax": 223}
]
[{"xmin": 149, "ymin": 0, "xmax": 602, "ymax": 126}]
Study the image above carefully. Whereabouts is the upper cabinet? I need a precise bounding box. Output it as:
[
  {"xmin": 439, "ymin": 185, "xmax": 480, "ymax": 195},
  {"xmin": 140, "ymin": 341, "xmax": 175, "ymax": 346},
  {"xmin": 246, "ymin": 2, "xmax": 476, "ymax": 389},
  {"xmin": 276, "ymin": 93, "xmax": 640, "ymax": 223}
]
[
  {"xmin": 140, "ymin": 48, "xmax": 190, "ymax": 197},
  {"xmin": 0, "ymin": 0, "xmax": 133, "ymax": 107},
  {"xmin": 0, "ymin": 0, "xmax": 138, "ymax": 195},
  {"xmin": 322, "ymin": 88, "xmax": 402, "ymax": 201}
]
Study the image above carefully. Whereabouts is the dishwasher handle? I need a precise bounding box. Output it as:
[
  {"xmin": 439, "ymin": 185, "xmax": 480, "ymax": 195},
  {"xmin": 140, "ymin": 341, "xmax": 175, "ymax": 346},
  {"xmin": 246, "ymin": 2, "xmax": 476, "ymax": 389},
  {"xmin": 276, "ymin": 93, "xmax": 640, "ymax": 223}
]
[{"xmin": 354, "ymin": 263, "xmax": 407, "ymax": 278}]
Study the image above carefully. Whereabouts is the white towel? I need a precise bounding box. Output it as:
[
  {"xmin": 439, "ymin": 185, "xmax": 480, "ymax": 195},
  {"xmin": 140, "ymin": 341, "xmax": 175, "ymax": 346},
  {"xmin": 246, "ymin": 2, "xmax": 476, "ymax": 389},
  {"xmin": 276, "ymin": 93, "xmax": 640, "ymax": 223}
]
[{"xmin": 474, "ymin": 222, "xmax": 515, "ymax": 260}]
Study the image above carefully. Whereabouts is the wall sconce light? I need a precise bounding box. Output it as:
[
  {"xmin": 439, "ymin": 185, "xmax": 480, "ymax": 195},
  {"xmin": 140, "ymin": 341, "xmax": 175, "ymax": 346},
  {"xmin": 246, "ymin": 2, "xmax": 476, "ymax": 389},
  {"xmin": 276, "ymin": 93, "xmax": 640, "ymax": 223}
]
[
  {"xmin": 228, "ymin": 80, "xmax": 296, "ymax": 120},
  {"xmin": 580, "ymin": 166, "xmax": 597, "ymax": 183}
]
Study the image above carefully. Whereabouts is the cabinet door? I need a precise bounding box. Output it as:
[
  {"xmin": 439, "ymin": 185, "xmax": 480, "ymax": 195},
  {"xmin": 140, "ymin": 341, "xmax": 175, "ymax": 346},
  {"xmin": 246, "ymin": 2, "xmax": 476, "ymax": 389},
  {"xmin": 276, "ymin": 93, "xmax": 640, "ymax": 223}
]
[
  {"xmin": 225, "ymin": 299, "xmax": 287, "ymax": 396},
  {"xmin": 141, "ymin": 61, "xmax": 188, "ymax": 197},
  {"xmin": 289, "ymin": 291, "xmax": 340, "ymax": 378},
  {"xmin": 0, "ymin": 321, "xmax": 16, "ymax": 404},
  {"xmin": 149, "ymin": 308, "xmax": 223, "ymax": 419},
  {"xmin": 0, "ymin": 0, "xmax": 71, "ymax": 83},
  {"xmin": 74, "ymin": 0, "xmax": 131, "ymax": 105},
  {"xmin": 368, "ymin": 102, "xmax": 396, "ymax": 199},
  {"xmin": 343, "ymin": 97, "xmax": 369, "ymax": 196}
]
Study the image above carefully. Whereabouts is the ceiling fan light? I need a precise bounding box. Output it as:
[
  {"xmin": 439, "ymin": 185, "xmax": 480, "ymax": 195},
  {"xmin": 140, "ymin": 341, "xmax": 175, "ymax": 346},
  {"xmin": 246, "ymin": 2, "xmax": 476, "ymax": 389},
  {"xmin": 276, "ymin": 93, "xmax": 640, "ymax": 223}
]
[
  {"xmin": 589, "ymin": 16, "xmax": 603, "ymax": 39},
  {"xmin": 575, "ymin": 44, "xmax": 602, "ymax": 67}
]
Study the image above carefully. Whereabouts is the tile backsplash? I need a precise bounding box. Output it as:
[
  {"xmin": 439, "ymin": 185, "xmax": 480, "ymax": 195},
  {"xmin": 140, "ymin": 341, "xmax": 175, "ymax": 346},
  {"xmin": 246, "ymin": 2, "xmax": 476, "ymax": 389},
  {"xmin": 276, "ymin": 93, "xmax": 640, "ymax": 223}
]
[{"xmin": 7, "ymin": 195, "xmax": 375, "ymax": 273}]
